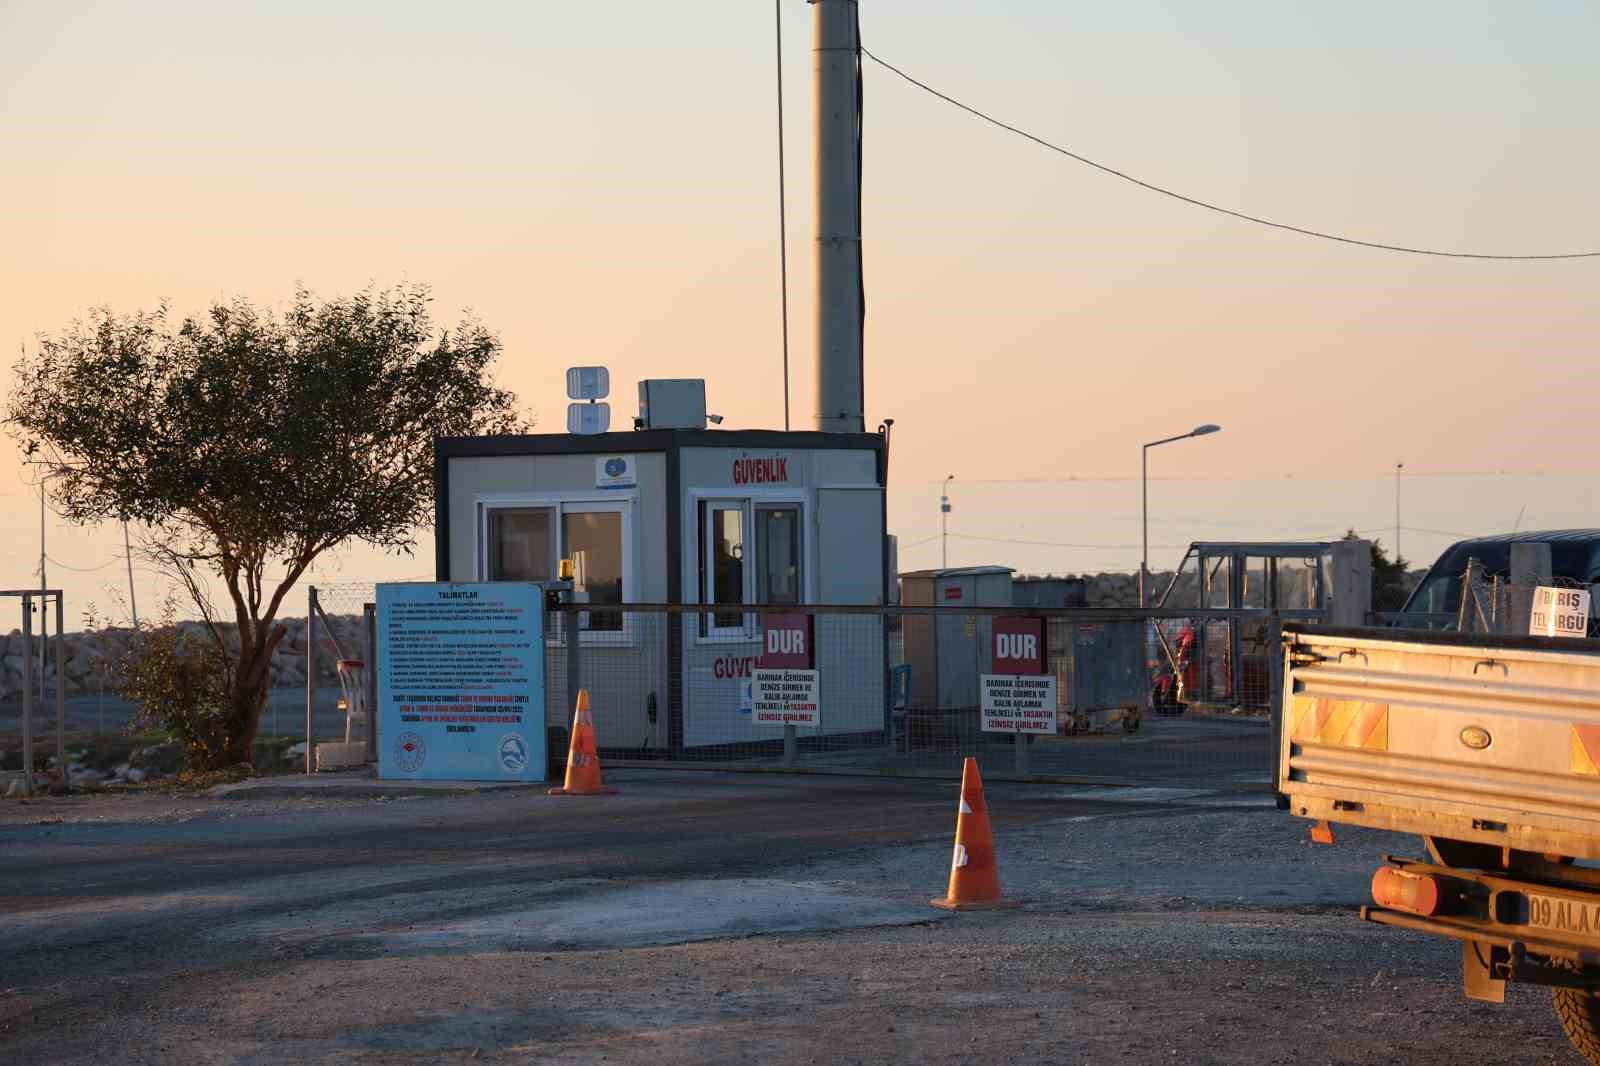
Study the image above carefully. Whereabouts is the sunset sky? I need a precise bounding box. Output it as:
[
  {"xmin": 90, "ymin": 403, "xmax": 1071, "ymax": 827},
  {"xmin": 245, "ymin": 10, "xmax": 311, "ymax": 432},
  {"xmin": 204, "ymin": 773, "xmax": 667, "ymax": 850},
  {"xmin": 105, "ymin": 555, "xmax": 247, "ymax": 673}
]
[{"xmin": 2, "ymin": 0, "xmax": 1596, "ymax": 614}]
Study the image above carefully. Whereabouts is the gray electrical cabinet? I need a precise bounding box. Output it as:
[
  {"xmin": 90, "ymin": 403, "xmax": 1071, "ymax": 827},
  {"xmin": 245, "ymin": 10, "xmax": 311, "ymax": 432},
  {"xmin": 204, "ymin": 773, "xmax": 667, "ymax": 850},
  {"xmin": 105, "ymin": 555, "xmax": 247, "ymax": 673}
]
[
  {"xmin": 1057, "ymin": 619, "xmax": 1148, "ymax": 732},
  {"xmin": 899, "ymin": 566, "xmax": 1014, "ymax": 711}
]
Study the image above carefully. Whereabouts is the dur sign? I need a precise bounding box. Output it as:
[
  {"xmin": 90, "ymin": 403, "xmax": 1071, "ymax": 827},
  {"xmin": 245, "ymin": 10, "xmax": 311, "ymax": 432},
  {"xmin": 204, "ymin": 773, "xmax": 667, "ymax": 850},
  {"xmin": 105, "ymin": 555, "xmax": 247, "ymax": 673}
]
[{"xmin": 992, "ymin": 617, "xmax": 1045, "ymax": 675}]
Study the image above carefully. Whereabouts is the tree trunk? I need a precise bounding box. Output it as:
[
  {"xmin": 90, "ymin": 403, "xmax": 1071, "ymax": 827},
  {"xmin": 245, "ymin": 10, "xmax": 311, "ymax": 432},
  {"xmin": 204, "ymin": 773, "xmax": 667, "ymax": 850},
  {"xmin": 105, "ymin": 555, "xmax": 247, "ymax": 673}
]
[{"xmin": 214, "ymin": 623, "xmax": 287, "ymax": 769}]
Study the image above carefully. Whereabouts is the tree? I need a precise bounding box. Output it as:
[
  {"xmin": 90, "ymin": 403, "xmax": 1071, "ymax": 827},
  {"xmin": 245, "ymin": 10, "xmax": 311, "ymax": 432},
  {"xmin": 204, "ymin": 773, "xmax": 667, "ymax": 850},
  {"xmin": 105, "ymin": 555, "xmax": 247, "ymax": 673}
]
[
  {"xmin": 6, "ymin": 284, "xmax": 527, "ymax": 769},
  {"xmin": 1342, "ymin": 529, "xmax": 1412, "ymax": 610}
]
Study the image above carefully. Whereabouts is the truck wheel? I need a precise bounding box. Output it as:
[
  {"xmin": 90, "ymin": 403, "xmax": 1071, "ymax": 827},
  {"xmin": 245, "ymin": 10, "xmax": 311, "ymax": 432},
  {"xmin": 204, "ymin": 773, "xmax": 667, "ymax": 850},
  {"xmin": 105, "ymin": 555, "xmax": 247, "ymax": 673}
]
[{"xmin": 1552, "ymin": 986, "xmax": 1600, "ymax": 1065}]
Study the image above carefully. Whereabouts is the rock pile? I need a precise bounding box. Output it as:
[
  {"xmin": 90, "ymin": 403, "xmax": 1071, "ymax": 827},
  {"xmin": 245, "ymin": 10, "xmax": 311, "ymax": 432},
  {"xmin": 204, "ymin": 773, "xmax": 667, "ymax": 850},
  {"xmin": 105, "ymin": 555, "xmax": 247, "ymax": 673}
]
[{"xmin": 0, "ymin": 614, "xmax": 370, "ymax": 701}]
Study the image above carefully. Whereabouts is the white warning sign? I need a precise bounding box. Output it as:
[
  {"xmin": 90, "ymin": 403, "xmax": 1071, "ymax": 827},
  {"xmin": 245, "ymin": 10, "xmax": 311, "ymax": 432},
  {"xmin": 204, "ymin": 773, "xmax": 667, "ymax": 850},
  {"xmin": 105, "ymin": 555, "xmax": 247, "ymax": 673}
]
[
  {"xmin": 752, "ymin": 668, "xmax": 819, "ymax": 726},
  {"xmin": 980, "ymin": 674, "xmax": 1057, "ymax": 734},
  {"xmin": 1531, "ymin": 587, "xmax": 1591, "ymax": 639}
]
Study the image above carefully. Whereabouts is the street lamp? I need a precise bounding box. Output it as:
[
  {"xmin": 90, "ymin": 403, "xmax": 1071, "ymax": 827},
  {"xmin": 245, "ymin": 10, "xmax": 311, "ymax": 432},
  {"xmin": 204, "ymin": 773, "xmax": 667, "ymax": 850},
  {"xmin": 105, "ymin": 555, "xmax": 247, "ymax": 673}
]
[
  {"xmin": 1141, "ymin": 424, "xmax": 1222, "ymax": 606},
  {"xmin": 941, "ymin": 475, "xmax": 954, "ymax": 569}
]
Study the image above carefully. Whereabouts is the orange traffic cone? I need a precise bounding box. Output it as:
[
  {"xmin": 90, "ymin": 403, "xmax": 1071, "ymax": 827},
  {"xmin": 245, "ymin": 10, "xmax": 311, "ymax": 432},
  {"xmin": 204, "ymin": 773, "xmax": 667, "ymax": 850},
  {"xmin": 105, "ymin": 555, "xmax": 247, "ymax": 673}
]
[
  {"xmin": 548, "ymin": 689, "xmax": 617, "ymax": 796},
  {"xmin": 930, "ymin": 757, "xmax": 1018, "ymax": 910}
]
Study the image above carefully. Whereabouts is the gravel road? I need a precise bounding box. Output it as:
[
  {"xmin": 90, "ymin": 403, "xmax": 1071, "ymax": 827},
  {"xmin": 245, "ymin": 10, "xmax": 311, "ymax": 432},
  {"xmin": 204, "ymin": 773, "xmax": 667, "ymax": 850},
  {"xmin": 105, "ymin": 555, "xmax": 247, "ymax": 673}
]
[{"xmin": 0, "ymin": 771, "xmax": 1578, "ymax": 1064}]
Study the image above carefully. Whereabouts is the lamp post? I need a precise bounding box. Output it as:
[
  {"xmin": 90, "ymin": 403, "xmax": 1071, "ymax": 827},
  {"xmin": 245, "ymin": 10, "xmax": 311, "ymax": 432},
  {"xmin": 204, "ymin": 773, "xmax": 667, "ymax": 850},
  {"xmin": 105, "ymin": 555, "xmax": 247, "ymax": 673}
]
[
  {"xmin": 940, "ymin": 475, "xmax": 954, "ymax": 569},
  {"xmin": 1141, "ymin": 424, "xmax": 1222, "ymax": 606}
]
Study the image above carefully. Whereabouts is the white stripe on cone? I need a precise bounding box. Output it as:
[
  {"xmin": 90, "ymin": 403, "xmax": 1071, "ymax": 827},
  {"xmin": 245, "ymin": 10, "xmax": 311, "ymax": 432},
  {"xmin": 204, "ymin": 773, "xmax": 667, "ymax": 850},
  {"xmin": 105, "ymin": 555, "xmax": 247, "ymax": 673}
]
[
  {"xmin": 959, "ymin": 799, "xmax": 973, "ymax": 815},
  {"xmin": 951, "ymin": 843, "xmax": 969, "ymax": 870}
]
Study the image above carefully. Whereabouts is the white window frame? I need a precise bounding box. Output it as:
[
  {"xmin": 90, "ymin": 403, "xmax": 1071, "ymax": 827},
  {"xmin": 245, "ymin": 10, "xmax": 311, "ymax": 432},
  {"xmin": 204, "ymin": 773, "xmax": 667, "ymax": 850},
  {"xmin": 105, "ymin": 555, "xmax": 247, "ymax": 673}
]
[
  {"xmin": 476, "ymin": 491, "xmax": 638, "ymax": 646},
  {"xmin": 686, "ymin": 488, "xmax": 812, "ymax": 644}
]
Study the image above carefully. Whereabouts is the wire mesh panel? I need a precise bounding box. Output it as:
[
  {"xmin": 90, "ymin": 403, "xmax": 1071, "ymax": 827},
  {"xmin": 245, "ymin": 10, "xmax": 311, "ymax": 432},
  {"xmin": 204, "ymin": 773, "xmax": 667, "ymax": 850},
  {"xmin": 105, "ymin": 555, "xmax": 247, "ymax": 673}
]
[
  {"xmin": 301, "ymin": 583, "xmax": 375, "ymax": 767},
  {"xmin": 313, "ymin": 592, "xmax": 1308, "ymax": 787},
  {"xmin": 569, "ymin": 604, "xmax": 1301, "ymax": 789}
]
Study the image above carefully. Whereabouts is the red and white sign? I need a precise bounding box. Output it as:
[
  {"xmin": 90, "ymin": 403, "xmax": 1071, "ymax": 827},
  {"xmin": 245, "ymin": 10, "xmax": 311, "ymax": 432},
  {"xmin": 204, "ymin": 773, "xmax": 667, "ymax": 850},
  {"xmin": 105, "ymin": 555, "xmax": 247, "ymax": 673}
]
[
  {"xmin": 943, "ymin": 585, "xmax": 963, "ymax": 601},
  {"xmin": 759, "ymin": 613, "xmax": 814, "ymax": 669},
  {"xmin": 992, "ymin": 617, "xmax": 1045, "ymax": 675},
  {"xmin": 733, "ymin": 457, "xmax": 789, "ymax": 484}
]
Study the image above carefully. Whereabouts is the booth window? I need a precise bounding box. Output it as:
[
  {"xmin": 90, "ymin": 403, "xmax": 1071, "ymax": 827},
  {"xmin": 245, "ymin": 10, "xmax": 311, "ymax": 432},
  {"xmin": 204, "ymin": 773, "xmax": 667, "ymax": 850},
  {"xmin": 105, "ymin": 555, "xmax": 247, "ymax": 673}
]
[
  {"xmin": 563, "ymin": 510, "xmax": 623, "ymax": 631},
  {"xmin": 482, "ymin": 499, "xmax": 630, "ymax": 637},
  {"xmin": 699, "ymin": 500, "xmax": 804, "ymax": 637},
  {"xmin": 757, "ymin": 506, "xmax": 802, "ymax": 604},
  {"xmin": 487, "ymin": 509, "xmax": 553, "ymax": 582},
  {"xmin": 704, "ymin": 503, "xmax": 745, "ymax": 634}
]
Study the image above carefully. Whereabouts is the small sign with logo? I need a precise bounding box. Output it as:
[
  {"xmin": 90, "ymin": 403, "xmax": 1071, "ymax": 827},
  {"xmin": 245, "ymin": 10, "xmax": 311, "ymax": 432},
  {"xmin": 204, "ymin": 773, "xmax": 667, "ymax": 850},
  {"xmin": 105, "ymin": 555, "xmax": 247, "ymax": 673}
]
[
  {"xmin": 1531, "ymin": 586, "xmax": 1591, "ymax": 639},
  {"xmin": 595, "ymin": 454, "xmax": 637, "ymax": 489}
]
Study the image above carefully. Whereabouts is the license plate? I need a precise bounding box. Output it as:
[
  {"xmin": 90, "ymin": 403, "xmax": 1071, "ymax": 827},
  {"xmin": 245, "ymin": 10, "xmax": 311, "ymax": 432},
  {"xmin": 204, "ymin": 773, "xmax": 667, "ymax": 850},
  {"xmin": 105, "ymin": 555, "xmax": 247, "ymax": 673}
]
[{"xmin": 1527, "ymin": 892, "xmax": 1600, "ymax": 937}]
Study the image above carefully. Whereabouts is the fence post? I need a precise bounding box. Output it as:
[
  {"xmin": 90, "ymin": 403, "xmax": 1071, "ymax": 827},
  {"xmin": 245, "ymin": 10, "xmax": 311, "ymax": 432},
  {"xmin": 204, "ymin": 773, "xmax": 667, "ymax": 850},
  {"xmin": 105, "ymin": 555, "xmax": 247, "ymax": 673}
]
[
  {"xmin": 783, "ymin": 722, "xmax": 797, "ymax": 766},
  {"xmin": 1267, "ymin": 612, "xmax": 1284, "ymax": 786},
  {"xmin": 54, "ymin": 594, "xmax": 65, "ymax": 785},
  {"xmin": 305, "ymin": 587, "xmax": 317, "ymax": 774},
  {"xmin": 1015, "ymin": 731, "xmax": 1029, "ymax": 778},
  {"xmin": 365, "ymin": 603, "xmax": 378, "ymax": 764},
  {"xmin": 21, "ymin": 595, "xmax": 33, "ymax": 797},
  {"xmin": 565, "ymin": 603, "xmax": 580, "ymax": 726}
]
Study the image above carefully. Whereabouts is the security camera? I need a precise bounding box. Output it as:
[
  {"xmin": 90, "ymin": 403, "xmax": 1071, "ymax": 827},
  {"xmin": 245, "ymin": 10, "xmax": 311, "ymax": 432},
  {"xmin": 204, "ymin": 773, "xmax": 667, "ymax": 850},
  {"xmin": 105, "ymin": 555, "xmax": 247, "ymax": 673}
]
[{"xmin": 707, "ymin": 413, "xmax": 724, "ymax": 425}]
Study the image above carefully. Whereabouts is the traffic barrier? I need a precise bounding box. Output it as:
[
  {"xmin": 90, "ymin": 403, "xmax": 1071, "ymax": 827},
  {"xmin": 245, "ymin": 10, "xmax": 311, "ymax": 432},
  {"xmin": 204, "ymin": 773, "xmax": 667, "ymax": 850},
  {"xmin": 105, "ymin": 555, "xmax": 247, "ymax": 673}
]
[
  {"xmin": 549, "ymin": 689, "xmax": 618, "ymax": 796},
  {"xmin": 931, "ymin": 756, "xmax": 1018, "ymax": 910}
]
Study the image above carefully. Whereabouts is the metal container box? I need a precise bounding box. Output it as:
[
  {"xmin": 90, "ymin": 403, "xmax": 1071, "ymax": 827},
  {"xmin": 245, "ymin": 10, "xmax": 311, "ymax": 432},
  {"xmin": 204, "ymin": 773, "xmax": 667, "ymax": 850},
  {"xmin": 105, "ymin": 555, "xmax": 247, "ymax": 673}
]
[
  {"xmin": 1056, "ymin": 619, "xmax": 1148, "ymax": 732},
  {"xmin": 899, "ymin": 566, "xmax": 1013, "ymax": 711}
]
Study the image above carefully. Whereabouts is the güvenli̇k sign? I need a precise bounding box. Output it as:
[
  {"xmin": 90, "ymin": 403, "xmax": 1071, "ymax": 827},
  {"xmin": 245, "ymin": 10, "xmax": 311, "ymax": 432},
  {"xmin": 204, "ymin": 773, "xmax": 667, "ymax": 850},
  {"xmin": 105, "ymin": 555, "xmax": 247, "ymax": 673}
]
[{"xmin": 753, "ymin": 613, "xmax": 818, "ymax": 727}]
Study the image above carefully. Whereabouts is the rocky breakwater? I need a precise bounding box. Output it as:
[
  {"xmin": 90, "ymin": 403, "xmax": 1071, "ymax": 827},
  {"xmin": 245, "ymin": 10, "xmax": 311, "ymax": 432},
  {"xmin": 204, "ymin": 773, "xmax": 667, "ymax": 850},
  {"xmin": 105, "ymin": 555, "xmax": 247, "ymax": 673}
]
[{"xmin": 0, "ymin": 614, "xmax": 371, "ymax": 701}]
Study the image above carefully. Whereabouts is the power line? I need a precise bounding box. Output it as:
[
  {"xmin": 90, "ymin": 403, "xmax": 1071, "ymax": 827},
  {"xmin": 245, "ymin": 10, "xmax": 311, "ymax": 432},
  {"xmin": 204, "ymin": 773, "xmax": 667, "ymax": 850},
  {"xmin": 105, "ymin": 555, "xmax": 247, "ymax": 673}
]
[
  {"xmin": 949, "ymin": 532, "xmax": 1191, "ymax": 550},
  {"xmin": 45, "ymin": 554, "xmax": 122, "ymax": 573},
  {"xmin": 861, "ymin": 47, "xmax": 1600, "ymax": 262}
]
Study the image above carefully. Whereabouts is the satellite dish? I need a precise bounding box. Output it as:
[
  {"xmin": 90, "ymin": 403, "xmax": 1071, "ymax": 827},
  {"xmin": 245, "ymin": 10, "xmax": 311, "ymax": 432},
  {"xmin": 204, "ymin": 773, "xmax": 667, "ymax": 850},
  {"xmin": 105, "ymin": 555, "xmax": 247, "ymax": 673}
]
[
  {"xmin": 568, "ymin": 402, "xmax": 611, "ymax": 434},
  {"xmin": 566, "ymin": 366, "xmax": 610, "ymax": 401}
]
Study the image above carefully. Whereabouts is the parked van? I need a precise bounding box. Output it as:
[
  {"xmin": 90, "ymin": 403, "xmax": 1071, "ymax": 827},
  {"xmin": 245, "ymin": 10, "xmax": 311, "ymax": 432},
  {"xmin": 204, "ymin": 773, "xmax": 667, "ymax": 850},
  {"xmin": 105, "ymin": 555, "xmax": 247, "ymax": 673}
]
[{"xmin": 1396, "ymin": 529, "xmax": 1600, "ymax": 628}]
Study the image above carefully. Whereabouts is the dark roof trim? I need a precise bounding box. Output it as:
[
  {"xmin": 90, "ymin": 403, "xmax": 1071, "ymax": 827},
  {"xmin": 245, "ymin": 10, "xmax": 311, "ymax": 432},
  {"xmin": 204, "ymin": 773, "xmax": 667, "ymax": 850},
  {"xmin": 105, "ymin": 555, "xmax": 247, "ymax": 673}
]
[
  {"xmin": 437, "ymin": 429, "xmax": 883, "ymax": 460},
  {"xmin": 1449, "ymin": 530, "xmax": 1600, "ymax": 546}
]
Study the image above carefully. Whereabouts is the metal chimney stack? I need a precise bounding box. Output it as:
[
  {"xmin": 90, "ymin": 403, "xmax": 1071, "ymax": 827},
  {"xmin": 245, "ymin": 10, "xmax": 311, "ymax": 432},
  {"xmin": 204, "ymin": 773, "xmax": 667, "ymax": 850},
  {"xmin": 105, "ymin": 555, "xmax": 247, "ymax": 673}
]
[{"xmin": 812, "ymin": 0, "xmax": 864, "ymax": 432}]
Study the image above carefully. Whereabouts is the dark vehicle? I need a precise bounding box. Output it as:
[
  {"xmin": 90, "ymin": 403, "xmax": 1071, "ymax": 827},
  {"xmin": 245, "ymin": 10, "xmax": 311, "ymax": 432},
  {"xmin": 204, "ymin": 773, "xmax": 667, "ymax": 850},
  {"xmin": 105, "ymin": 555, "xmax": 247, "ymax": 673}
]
[{"xmin": 1394, "ymin": 529, "xmax": 1600, "ymax": 629}]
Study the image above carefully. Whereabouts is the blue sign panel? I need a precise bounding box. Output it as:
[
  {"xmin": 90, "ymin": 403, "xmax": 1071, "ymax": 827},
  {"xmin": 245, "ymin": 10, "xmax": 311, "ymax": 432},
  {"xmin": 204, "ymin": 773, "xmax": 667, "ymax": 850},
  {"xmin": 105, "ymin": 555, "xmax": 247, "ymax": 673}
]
[{"xmin": 376, "ymin": 582, "xmax": 545, "ymax": 781}]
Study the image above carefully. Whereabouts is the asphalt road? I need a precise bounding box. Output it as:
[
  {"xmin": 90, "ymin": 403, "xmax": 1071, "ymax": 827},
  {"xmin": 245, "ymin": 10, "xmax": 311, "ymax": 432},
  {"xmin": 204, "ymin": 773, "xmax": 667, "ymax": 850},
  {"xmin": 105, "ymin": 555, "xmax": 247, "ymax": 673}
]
[{"xmin": 0, "ymin": 771, "xmax": 1577, "ymax": 1064}]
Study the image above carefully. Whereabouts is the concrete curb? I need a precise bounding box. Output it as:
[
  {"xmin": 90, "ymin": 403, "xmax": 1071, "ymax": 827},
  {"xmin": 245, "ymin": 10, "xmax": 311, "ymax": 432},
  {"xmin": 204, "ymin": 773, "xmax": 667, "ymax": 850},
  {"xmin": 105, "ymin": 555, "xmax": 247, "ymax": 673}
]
[{"xmin": 209, "ymin": 774, "xmax": 551, "ymax": 800}]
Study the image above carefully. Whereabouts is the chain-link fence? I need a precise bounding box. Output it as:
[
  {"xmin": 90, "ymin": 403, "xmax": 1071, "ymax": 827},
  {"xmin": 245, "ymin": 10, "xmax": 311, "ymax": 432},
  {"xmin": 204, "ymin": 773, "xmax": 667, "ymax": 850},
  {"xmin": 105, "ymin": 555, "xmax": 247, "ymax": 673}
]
[
  {"xmin": 1455, "ymin": 566, "xmax": 1599, "ymax": 639},
  {"xmin": 558, "ymin": 604, "xmax": 1309, "ymax": 789},
  {"xmin": 300, "ymin": 588, "xmax": 1318, "ymax": 789},
  {"xmin": 301, "ymin": 583, "xmax": 376, "ymax": 770}
]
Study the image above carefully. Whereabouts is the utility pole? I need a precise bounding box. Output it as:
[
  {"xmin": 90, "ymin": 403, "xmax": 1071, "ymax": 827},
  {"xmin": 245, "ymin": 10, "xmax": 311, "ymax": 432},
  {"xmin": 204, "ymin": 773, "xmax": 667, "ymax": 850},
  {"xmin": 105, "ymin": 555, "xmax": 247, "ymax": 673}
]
[
  {"xmin": 940, "ymin": 475, "xmax": 953, "ymax": 569},
  {"xmin": 38, "ymin": 481, "xmax": 47, "ymax": 696},
  {"xmin": 812, "ymin": 0, "xmax": 864, "ymax": 432},
  {"xmin": 1395, "ymin": 462, "xmax": 1403, "ymax": 564}
]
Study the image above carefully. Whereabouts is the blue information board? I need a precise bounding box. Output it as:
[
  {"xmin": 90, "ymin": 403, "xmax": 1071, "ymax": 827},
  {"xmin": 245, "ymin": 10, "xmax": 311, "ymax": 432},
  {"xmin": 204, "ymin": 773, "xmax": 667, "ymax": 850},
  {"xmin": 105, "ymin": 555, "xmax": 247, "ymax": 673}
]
[{"xmin": 375, "ymin": 582, "xmax": 545, "ymax": 781}]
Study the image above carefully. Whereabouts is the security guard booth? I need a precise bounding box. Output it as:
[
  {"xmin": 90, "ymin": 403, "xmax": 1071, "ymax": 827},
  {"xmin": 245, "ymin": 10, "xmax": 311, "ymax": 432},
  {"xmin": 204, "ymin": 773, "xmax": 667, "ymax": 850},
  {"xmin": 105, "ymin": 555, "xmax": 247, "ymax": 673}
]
[{"xmin": 434, "ymin": 426, "xmax": 889, "ymax": 757}]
